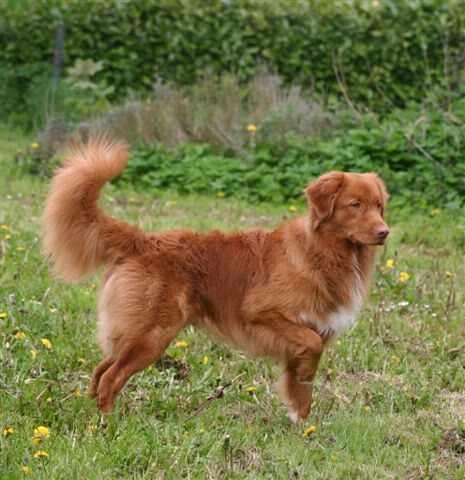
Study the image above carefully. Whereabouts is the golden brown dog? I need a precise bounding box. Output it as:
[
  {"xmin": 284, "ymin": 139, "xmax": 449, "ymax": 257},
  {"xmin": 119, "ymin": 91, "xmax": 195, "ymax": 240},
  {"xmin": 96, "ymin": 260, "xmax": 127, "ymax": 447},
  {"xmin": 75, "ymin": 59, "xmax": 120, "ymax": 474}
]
[{"xmin": 42, "ymin": 139, "xmax": 389, "ymax": 422}]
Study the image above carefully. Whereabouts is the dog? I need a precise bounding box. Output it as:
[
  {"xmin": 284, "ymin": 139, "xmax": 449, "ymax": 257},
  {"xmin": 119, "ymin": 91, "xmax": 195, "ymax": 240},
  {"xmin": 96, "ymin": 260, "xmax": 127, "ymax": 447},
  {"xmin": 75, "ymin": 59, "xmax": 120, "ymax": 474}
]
[{"xmin": 42, "ymin": 138, "xmax": 389, "ymax": 422}]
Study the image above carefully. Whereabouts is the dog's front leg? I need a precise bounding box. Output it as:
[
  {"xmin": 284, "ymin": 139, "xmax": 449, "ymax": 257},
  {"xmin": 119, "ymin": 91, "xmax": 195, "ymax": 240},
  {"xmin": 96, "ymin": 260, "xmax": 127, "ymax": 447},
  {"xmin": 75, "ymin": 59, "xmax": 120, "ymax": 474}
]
[
  {"xmin": 276, "ymin": 366, "xmax": 315, "ymax": 423},
  {"xmin": 245, "ymin": 313, "xmax": 323, "ymax": 423}
]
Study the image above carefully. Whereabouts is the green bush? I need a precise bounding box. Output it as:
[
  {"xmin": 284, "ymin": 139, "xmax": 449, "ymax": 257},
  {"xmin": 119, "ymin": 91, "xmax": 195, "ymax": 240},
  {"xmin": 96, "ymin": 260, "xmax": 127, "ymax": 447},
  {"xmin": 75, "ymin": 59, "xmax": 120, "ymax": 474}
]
[
  {"xmin": 0, "ymin": 63, "xmax": 53, "ymax": 128},
  {"xmin": 1, "ymin": 0, "xmax": 465, "ymax": 123},
  {"xmin": 117, "ymin": 99, "xmax": 465, "ymax": 208}
]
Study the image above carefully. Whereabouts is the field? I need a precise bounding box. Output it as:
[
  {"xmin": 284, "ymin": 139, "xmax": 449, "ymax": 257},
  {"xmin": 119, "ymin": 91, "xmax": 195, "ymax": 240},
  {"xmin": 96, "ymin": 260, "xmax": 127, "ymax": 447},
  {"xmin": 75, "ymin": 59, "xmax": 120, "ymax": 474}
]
[{"xmin": 1, "ymin": 128, "xmax": 465, "ymax": 479}]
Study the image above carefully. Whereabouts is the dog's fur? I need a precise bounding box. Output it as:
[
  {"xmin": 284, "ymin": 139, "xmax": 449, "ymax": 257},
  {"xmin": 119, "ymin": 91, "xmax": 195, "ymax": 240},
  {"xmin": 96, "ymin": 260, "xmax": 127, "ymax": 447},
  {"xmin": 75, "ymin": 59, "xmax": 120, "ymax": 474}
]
[{"xmin": 42, "ymin": 139, "xmax": 389, "ymax": 422}]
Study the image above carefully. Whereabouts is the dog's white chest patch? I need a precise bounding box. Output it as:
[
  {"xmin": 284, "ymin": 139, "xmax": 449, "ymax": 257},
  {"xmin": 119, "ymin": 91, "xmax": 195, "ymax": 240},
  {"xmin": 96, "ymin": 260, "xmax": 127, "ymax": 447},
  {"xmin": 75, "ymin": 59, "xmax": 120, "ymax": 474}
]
[
  {"xmin": 322, "ymin": 289, "xmax": 363, "ymax": 336},
  {"xmin": 300, "ymin": 262, "xmax": 365, "ymax": 337}
]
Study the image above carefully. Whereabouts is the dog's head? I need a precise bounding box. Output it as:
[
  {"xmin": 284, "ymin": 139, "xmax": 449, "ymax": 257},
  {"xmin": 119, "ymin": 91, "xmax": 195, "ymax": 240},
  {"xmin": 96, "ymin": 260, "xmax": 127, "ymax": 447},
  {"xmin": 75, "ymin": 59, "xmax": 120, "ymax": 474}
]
[{"xmin": 305, "ymin": 171, "xmax": 389, "ymax": 245}]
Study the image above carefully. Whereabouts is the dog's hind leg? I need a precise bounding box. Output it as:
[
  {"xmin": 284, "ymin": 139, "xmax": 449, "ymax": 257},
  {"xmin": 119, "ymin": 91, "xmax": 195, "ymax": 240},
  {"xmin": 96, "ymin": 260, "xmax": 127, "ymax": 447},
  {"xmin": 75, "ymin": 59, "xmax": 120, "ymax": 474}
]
[
  {"xmin": 95, "ymin": 322, "xmax": 184, "ymax": 412},
  {"xmin": 94, "ymin": 264, "xmax": 191, "ymax": 411},
  {"xmin": 89, "ymin": 357, "xmax": 114, "ymax": 398}
]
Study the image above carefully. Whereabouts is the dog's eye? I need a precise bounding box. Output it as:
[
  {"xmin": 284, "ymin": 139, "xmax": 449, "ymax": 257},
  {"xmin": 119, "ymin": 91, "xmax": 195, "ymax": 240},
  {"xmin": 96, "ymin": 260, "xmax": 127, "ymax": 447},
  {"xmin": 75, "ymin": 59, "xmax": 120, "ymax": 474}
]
[
  {"xmin": 350, "ymin": 201, "xmax": 361, "ymax": 209},
  {"xmin": 377, "ymin": 202, "xmax": 383, "ymax": 210}
]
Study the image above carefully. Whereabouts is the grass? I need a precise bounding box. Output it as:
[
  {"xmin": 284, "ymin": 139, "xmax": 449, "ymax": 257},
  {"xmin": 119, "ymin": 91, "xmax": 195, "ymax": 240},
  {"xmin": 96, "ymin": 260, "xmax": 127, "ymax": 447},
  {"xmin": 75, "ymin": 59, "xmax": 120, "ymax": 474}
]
[{"xmin": 1, "ymin": 128, "xmax": 465, "ymax": 479}]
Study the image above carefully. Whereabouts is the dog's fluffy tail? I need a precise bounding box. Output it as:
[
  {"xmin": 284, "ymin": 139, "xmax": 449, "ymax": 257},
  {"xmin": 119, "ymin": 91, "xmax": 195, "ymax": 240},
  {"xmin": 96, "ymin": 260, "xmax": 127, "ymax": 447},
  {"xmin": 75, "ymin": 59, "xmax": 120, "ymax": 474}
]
[{"xmin": 42, "ymin": 138, "xmax": 147, "ymax": 283}]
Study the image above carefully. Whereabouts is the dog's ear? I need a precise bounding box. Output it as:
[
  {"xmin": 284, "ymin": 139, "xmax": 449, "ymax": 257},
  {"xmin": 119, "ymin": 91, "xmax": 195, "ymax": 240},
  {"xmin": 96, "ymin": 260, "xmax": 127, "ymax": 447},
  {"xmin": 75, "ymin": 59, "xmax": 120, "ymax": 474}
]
[{"xmin": 305, "ymin": 171, "xmax": 345, "ymax": 230}]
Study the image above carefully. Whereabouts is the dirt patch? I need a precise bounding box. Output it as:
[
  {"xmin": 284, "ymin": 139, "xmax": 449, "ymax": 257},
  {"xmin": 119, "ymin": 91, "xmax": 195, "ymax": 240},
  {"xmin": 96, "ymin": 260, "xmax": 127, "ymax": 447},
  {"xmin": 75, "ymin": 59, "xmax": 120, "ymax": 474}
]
[
  {"xmin": 156, "ymin": 355, "xmax": 191, "ymax": 380},
  {"xmin": 337, "ymin": 371, "xmax": 406, "ymax": 388},
  {"xmin": 440, "ymin": 391, "xmax": 465, "ymax": 421},
  {"xmin": 440, "ymin": 428, "xmax": 465, "ymax": 455}
]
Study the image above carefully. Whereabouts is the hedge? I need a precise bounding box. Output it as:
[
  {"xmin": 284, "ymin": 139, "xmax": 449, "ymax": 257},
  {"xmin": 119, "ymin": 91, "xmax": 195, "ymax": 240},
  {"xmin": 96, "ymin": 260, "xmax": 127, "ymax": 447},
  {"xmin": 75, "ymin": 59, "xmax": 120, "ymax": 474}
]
[{"xmin": 1, "ymin": 0, "xmax": 465, "ymax": 120}]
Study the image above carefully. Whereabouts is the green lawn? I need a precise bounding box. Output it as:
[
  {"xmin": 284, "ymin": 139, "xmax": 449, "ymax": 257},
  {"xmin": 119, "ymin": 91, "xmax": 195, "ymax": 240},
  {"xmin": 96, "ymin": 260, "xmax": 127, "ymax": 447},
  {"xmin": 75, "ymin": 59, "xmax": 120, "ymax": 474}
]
[{"xmin": 1, "ymin": 128, "xmax": 464, "ymax": 479}]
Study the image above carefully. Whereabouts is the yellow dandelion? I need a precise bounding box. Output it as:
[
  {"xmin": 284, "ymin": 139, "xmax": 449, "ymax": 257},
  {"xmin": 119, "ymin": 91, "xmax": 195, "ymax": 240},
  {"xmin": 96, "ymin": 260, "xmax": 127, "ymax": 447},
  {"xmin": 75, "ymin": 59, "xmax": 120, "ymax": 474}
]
[
  {"xmin": 3, "ymin": 426, "xmax": 14, "ymax": 437},
  {"xmin": 175, "ymin": 340, "xmax": 188, "ymax": 348},
  {"xmin": 303, "ymin": 425, "xmax": 317, "ymax": 437},
  {"xmin": 31, "ymin": 142, "xmax": 40, "ymax": 149},
  {"xmin": 430, "ymin": 208, "xmax": 441, "ymax": 216},
  {"xmin": 0, "ymin": 224, "xmax": 10, "ymax": 231},
  {"xmin": 15, "ymin": 331, "xmax": 26, "ymax": 340},
  {"xmin": 216, "ymin": 191, "xmax": 225, "ymax": 198},
  {"xmin": 34, "ymin": 426, "xmax": 49, "ymax": 438},
  {"xmin": 391, "ymin": 355, "xmax": 400, "ymax": 364},
  {"xmin": 399, "ymin": 271, "xmax": 410, "ymax": 283},
  {"xmin": 246, "ymin": 123, "xmax": 257, "ymax": 134},
  {"xmin": 87, "ymin": 423, "xmax": 97, "ymax": 433},
  {"xmin": 202, "ymin": 355, "xmax": 209, "ymax": 365},
  {"xmin": 33, "ymin": 450, "xmax": 48, "ymax": 459},
  {"xmin": 445, "ymin": 271, "xmax": 454, "ymax": 278},
  {"xmin": 363, "ymin": 405, "xmax": 371, "ymax": 412},
  {"xmin": 46, "ymin": 397, "xmax": 52, "ymax": 403},
  {"xmin": 0, "ymin": 312, "xmax": 7, "ymax": 319},
  {"xmin": 32, "ymin": 426, "xmax": 50, "ymax": 445},
  {"xmin": 16, "ymin": 246, "xmax": 25, "ymax": 251},
  {"xmin": 30, "ymin": 349, "xmax": 38, "ymax": 359},
  {"xmin": 40, "ymin": 338, "xmax": 52, "ymax": 350},
  {"xmin": 21, "ymin": 465, "xmax": 32, "ymax": 475},
  {"xmin": 385, "ymin": 259, "xmax": 395, "ymax": 269},
  {"xmin": 77, "ymin": 357, "xmax": 86, "ymax": 364},
  {"xmin": 245, "ymin": 386, "xmax": 257, "ymax": 394},
  {"xmin": 4, "ymin": 234, "xmax": 11, "ymax": 240},
  {"xmin": 73, "ymin": 388, "xmax": 81, "ymax": 397},
  {"xmin": 288, "ymin": 206, "xmax": 297, "ymax": 213}
]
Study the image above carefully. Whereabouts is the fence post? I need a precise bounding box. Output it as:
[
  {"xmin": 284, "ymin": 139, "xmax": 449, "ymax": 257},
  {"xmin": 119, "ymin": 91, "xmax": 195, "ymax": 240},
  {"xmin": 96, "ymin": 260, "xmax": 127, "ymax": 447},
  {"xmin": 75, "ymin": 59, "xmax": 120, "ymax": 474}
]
[{"xmin": 50, "ymin": 19, "xmax": 65, "ymax": 116}]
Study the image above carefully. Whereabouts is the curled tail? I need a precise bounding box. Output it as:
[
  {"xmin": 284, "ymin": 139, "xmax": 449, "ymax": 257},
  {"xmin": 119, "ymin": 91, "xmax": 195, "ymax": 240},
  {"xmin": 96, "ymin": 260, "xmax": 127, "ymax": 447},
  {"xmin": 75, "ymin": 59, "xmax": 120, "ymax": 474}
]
[{"xmin": 42, "ymin": 138, "xmax": 147, "ymax": 282}]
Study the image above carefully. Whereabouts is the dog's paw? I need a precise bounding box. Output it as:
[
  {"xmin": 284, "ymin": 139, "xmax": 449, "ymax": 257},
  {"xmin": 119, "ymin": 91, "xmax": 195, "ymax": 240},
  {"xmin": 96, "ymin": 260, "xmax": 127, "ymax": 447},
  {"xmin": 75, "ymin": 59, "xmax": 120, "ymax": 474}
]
[
  {"xmin": 96, "ymin": 396, "xmax": 114, "ymax": 413},
  {"xmin": 96, "ymin": 386, "xmax": 115, "ymax": 413},
  {"xmin": 287, "ymin": 407, "xmax": 305, "ymax": 424}
]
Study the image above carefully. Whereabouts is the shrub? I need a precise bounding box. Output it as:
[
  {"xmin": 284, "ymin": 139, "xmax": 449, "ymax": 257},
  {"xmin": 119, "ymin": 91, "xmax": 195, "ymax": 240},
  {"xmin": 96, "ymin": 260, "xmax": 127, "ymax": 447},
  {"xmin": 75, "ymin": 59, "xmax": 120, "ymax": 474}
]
[
  {"xmin": 1, "ymin": 0, "xmax": 465, "ymax": 123},
  {"xmin": 32, "ymin": 72, "xmax": 356, "ymax": 159},
  {"xmin": 60, "ymin": 59, "xmax": 114, "ymax": 122},
  {"xmin": 18, "ymin": 95, "xmax": 465, "ymax": 208},
  {"xmin": 86, "ymin": 72, "xmax": 353, "ymax": 152},
  {"xmin": 117, "ymin": 99, "xmax": 465, "ymax": 209},
  {"xmin": 0, "ymin": 63, "xmax": 53, "ymax": 129}
]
